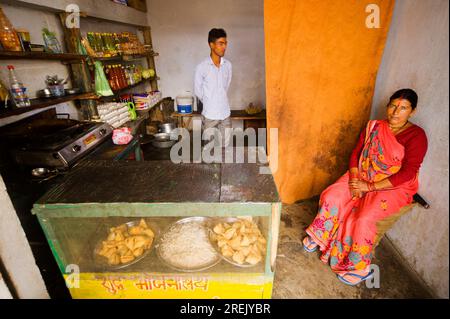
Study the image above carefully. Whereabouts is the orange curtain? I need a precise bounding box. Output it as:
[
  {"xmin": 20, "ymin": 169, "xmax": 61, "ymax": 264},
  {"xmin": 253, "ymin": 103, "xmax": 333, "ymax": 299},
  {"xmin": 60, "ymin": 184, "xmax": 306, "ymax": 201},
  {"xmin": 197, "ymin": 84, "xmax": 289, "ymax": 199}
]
[{"xmin": 265, "ymin": 0, "xmax": 395, "ymax": 203}]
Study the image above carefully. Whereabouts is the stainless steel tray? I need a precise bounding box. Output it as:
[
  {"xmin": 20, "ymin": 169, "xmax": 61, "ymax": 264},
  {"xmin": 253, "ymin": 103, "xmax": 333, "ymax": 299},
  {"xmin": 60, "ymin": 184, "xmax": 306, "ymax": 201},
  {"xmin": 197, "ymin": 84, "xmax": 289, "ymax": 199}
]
[
  {"xmin": 209, "ymin": 217, "xmax": 265, "ymax": 268},
  {"xmin": 93, "ymin": 220, "xmax": 158, "ymax": 270}
]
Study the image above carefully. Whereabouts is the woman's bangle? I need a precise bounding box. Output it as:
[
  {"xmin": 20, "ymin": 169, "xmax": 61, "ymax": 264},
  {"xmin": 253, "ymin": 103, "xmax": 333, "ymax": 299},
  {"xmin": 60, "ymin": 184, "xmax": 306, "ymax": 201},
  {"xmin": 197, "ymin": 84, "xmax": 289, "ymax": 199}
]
[
  {"xmin": 350, "ymin": 172, "xmax": 359, "ymax": 179},
  {"xmin": 367, "ymin": 182, "xmax": 377, "ymax": 191}
]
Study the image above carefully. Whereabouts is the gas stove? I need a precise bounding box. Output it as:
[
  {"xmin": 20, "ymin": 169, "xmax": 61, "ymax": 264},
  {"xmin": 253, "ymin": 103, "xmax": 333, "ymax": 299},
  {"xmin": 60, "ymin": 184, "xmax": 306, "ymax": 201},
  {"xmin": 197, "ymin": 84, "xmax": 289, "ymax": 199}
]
[{"xmin": 1, "ymin": 118, "xmax": 113, "ymax": 168}]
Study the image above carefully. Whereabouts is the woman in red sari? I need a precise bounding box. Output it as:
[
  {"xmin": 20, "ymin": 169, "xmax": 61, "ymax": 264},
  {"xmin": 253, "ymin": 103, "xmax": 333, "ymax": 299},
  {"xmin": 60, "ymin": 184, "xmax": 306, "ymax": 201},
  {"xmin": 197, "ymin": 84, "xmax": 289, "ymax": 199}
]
[{"xmin": 303, "ymin": 89, "xmax": 428, "ymax": 285}]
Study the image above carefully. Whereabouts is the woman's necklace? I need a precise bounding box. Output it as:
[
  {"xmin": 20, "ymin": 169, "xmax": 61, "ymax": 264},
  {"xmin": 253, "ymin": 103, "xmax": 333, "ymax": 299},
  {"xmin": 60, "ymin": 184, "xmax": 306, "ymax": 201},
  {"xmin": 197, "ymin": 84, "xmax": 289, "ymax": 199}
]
[{"xmin": 389, "ymin": 121, "xmax": 410, "ymax": 134}]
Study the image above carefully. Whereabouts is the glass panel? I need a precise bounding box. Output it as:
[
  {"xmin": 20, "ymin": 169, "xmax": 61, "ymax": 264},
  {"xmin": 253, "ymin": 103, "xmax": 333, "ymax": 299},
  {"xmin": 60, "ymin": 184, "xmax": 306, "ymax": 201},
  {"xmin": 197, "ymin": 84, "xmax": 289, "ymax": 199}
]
[{"xmin": 44, "ymin": 215, "xmax": 270, "ymax": 274}]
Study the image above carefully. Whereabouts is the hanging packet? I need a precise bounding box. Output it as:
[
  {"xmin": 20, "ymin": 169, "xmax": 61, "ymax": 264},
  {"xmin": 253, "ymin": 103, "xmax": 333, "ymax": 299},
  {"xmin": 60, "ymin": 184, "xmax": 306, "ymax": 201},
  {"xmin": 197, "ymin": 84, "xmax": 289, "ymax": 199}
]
[{"xmin": 94, "ymin": 61, "xmax": 113, "ymax": 96}]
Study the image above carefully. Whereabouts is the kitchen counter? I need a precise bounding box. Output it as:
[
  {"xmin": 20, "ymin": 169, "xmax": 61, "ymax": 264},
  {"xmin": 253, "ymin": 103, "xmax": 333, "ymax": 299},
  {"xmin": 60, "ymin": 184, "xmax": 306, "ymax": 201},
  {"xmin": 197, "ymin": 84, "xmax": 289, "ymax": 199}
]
[{"xmin": 37, "ymin": 160, "xmax": 279, "ymax": 204}]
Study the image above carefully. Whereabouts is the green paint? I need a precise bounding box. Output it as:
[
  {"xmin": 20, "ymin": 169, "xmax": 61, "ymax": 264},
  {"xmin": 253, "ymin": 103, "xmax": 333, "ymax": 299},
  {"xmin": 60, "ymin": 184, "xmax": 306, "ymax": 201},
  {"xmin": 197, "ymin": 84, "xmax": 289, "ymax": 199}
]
[
  {"xmin": 33, "ymin": 202, "xmax": 274, "ymax": 218},
  {"xmin": 37, "ymin": 216, "xmax": 67, "ymax": 273},
  {"xmin": 33, "ymin": 201, "xmax": 282, "ymax": 278}
]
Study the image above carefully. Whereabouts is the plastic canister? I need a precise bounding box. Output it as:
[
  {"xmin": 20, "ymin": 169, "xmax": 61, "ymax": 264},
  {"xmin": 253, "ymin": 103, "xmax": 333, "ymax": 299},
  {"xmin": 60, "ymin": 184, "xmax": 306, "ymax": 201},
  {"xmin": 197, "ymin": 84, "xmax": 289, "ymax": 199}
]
[{"xmin": 176, "ymin": 93, "xmax": 193, "ymax": 114}]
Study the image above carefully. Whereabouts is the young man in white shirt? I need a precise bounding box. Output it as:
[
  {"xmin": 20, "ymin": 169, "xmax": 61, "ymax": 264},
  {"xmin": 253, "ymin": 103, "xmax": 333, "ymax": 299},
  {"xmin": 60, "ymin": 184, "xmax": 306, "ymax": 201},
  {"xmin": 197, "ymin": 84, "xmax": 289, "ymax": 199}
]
[{"xmin": 194, "ymin": 28, "xmax": 232, "ymax": 147}]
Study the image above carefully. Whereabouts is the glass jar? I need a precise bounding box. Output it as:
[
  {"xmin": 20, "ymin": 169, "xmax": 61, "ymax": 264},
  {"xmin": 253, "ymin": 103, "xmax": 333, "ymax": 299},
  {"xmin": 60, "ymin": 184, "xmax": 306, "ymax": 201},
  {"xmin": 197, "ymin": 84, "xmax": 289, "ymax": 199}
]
[{"xmin": 0, "ymin": 8, "xmax": 22, "ymax": 51}]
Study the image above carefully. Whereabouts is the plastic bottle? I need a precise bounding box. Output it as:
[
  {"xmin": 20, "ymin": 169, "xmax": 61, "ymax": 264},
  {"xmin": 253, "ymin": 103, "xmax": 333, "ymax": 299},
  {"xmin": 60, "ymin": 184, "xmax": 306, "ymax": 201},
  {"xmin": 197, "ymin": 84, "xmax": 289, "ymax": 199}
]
[
  {"xmin": 113, "ymin": 33, "xmax": 122, "ymax": 55},
  {"xmin": 120, "ymin": 65, "xmax": 128, "ymax": 88},
  {"xmin": 104, "ymin": 65, "xmax": 114, "ymax": 90},
  {"xmin": 87, "ymin": 32, "xmax": 97, "ymax": 52},
  {"xmin": 132, "ymin": 64, "xmax": 140, "ymax": 83},
  {"xmin": 95, "ymin": 33, "xmax": 104, "ymax": 56},
  {"xmin": 7, "ymin": 65, "xmax": 30, "ymax": 107},
  {"xmin": 111, "ymin": 65, "xmax": 120, "ymax": 91},
  {"xmin": 125, "ymin": 65, "xmax": 133, "ymax": 86},
  {"xmin": 108, "ymin": 33, "xmax": 116, "ymax": 55},
  {"xmin": 113, "ymin": 65, "xmax": 122, "ymax": 90},
  {"xmin": 0, "ymin": 79, "xmax": 10, "ymax": 109}
]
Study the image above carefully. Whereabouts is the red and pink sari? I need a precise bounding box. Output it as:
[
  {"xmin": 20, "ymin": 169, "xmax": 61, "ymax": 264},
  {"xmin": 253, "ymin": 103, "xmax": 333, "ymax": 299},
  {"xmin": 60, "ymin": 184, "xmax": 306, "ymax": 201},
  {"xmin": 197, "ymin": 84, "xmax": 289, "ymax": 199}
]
[{"xmin": 306, "ymin": 120, "xmax": 418, "ymax": 276}]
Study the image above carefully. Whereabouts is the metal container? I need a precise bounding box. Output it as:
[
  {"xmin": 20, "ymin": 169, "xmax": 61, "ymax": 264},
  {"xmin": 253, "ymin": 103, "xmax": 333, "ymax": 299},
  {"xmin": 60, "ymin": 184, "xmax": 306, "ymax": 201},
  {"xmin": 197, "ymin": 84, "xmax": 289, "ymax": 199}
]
[
  {"xmin": 151, "ymin": 132, "xmax": 176, "ymax": 148},
  {"xmin": 158, "ymin": 122, "xmax": 176, "ymax": 134},
  {"xmin": 92, "ymin": 220, "xmax": 158, "ymax": 270},
  {"xmin": 65, "ymin": 88, "xmax": 81, "ymax": 95},
  {"xmin": 209, "ymin": 217, "xmax": 266, "ymax": 268},
  {"xmin": 36, "ymin": 88, "xmax": 52, "ymax": 98}
]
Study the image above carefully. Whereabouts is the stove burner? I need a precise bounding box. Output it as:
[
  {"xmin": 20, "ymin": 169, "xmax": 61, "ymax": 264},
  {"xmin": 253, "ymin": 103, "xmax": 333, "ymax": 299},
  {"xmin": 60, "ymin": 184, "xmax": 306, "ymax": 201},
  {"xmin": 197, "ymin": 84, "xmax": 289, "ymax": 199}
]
[{"xmin": 1, "ymin": 118, "xmax": 113, "ymax": 168}]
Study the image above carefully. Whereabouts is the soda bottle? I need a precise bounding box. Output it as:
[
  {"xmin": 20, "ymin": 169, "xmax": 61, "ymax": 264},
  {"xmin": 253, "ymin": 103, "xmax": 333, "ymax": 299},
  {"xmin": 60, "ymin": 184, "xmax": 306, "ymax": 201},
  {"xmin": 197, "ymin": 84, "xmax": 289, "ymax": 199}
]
[{"xmin": 7, "ymin": 65, "xmax": 30, "ymax": 108}]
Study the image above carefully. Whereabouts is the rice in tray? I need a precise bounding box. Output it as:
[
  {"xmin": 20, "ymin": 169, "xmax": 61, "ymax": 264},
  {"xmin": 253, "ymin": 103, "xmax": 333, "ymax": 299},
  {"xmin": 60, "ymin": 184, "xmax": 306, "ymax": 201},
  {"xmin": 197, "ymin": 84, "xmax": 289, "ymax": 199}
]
[{"xmin": 159, "ymin": 221, "xmax": 218, "ymax": 269}]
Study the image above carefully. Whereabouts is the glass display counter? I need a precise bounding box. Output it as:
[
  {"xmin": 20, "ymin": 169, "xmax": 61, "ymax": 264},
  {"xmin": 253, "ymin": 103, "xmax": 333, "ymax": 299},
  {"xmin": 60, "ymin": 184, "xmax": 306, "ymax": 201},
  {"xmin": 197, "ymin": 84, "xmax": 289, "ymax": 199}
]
[{"xmin": 32, "ymin": 160, "xmax": 281, "ymax": 299}]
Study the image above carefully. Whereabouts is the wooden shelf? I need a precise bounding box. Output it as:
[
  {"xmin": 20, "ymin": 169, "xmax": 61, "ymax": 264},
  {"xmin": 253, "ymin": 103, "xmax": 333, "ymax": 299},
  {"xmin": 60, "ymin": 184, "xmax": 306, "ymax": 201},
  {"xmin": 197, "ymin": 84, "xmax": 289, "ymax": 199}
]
[
  {"xmin": 171, "ymin": 110, "xmax": 266, "ymax": 120},
  {"xmin": 92, "ymin": 52, "xmax": 159, "ymax": 62},
  {"xmin": 0, "ymin": 51, "xmax": 88, "ymax": 61},
  {"xmin": 0, "ymin": 92, "xmax": 97, "ymax": 119},
  {"xmin": 94, "ymin": 77, "xmax": 158, "ymax": 100}
]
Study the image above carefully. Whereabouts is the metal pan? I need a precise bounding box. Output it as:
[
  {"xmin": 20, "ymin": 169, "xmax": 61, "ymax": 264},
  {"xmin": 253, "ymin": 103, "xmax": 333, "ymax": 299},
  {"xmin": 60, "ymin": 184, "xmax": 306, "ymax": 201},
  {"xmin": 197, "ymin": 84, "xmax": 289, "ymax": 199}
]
[
  {"xmin": 151, "ymin": 132, "xmax": 177, "ymax": 148},
  {"xmin": 208, "ymin": 217, "xmax": 266, "ymax": 268},
  {"xmin": 93, "ymin": 220, "xmax": 158, "ymax": 270}
]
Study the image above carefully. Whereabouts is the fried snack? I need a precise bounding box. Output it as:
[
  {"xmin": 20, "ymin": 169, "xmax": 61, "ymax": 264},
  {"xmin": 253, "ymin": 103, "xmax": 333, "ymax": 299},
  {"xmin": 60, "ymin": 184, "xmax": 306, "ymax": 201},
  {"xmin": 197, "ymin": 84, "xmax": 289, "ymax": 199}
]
[
  {"xmin": 108, "ymin": 253, "xmax": 121, "ymax": 265},
  {"xmin": 221, "ymin": 245, "xmax": 234, "ymax": 258},
  {"xmin": 213, "ymin": 223, "xmax": 225, "ymax": 235},
  {"xmin": 245, "ymin": 252, "xmax": 262, "ymax": 265},
  {"xmin": 211, "ymin": 219, "xmax": 266, "ymax": 266},
  {"xmin": 96, "ymin": 219, "xmax": 155, "ymax": 265},
  {"xmin": 223, "ymin": 228, "xmax": 236, "ymax": 240},
  {"xmin": 232, "ymin": 251, "xmax": 245, "ymax": 264},
  {"xmin": 239, "ymin": 246, "xmax": 252, "ymax": 257}
]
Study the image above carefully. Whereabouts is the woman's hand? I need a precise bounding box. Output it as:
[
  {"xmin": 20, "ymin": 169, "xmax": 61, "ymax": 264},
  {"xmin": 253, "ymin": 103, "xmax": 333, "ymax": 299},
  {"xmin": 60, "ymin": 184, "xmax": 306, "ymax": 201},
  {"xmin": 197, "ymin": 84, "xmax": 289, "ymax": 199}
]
[
  {"xmin": 350, "ymin": 186, "xmax": 364, "ymax": 200},
  {"xmin": 349, "ymin": 179, "xmax": 370, "ymax": 192},
  {"xmin": 348, "ymin": 168, "xmax": 367, "ymax": 199},
  {"xmin": 349, "ymin": 177, "xmax": 364, "ymax": 199}
]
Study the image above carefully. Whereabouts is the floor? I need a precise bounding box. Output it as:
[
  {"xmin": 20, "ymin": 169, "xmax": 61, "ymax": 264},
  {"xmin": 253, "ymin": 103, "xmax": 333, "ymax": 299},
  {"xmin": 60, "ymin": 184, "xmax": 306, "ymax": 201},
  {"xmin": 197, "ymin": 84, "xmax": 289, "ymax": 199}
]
[{"xmin": 272, "ymin": 198, "xmax": 433, "ymax": 298}]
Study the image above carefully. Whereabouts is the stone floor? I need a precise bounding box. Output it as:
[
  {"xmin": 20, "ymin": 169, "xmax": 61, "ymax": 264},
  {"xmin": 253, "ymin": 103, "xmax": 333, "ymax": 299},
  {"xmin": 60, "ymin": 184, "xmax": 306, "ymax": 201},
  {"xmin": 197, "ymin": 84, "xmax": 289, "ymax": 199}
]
[{"xmin": 272, "ymin": 198, "xmax": 433, "ymax": 298}]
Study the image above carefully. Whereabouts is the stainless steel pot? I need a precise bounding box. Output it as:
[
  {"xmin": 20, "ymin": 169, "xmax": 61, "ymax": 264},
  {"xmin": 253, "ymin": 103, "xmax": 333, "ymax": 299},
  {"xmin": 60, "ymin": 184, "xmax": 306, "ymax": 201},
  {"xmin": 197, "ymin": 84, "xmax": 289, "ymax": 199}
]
[
  {"xmin": 36, "ymin": 88, "xmax": 52, "ymax": 98},
  {"xmin": 152, "ymin": 133, "xmax": 177, "ymax": 148},
  {"xmin": 158, "ymin": 122, "xmax": 176, "ymax": 134}
]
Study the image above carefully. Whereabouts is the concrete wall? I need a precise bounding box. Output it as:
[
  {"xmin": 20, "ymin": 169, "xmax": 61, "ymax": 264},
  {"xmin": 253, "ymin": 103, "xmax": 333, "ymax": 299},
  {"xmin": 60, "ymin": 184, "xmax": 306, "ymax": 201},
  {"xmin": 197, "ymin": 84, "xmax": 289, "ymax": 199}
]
[
  {"xmin": 146, "ymin": 0, "xmax": 266, "ymax": 110},
  {"xmin": 0, "ymin": 4, "xmax": 79, "ymax": 126},
  {"xmin": 0, "ymin": 273, "xmax": 13, "ymax": 298},
  {"xmin": 0, "ymin": 0, "xmax": 148, "ymax": 27},
  {"xmin": 0, "ymin": 175, "xmax": 49, "ymax": 298},
  {"xmin": 0, "ymin": 1, "xmax": 151, "ymax": 127},
  {"xmin": 371, "ymin": 0, "xmax": 449, "ymax": 298}
]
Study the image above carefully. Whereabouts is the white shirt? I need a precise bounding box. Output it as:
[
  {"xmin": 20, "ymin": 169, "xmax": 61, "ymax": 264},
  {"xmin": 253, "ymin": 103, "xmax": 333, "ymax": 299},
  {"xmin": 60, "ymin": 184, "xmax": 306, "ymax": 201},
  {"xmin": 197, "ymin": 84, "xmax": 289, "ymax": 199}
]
[{"xmin": 194, "ymin": 56, "xmax": 232, "ymax": 120}]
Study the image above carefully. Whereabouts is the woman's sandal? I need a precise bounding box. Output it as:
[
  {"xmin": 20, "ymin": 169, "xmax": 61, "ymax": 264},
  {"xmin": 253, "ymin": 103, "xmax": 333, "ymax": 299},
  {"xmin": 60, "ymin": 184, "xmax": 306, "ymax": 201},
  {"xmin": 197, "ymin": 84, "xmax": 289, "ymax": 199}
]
[
  {"xmin": 337, "ymin": 270, "xmax": 375, "ymax": 286},
  {"xmin": 303, "ymin": 236, "xmax": 318, "ymax": 252}
]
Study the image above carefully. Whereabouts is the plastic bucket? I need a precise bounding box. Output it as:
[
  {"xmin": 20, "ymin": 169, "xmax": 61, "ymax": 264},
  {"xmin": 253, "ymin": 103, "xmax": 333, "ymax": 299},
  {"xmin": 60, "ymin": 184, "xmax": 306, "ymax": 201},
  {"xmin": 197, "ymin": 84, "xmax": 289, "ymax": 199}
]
[{"xmin": 176, "ymin": 95, "xmax": 193, "ymax": 114}]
